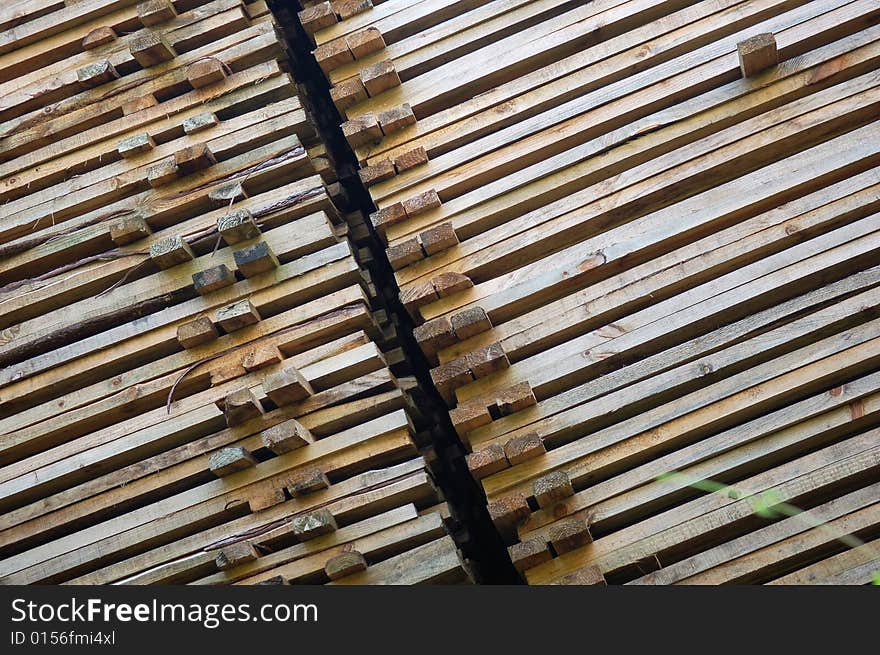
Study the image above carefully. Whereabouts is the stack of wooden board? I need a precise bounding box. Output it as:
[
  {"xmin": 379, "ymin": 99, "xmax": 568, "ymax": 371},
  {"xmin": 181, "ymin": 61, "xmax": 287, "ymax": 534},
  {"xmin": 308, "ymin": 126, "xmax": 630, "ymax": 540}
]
[
  {"xmin": 0, "ymin": 0, "xmax": 472, "ymax": 586},
  {"xmin": 318, "ymin": 0, "xmax": 880, "ymax": 583}
]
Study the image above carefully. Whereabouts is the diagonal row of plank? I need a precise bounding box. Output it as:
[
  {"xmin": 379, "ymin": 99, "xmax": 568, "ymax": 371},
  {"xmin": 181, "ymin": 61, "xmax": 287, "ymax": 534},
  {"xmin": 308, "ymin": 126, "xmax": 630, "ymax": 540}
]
[
  {"xmin": 312, "ymin": 0, "xmax": 880, "ymax": 584},
  {"xmin": 0, "ymin": 0, "xmax": 472, "ymax": 585}
]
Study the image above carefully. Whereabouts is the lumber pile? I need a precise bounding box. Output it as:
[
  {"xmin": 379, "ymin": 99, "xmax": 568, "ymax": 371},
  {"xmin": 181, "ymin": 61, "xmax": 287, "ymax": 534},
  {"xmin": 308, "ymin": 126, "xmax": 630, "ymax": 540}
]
[
  {"xmin": 318, "ymin": 0, "xmax": 880, "ymax": 584},
  {"xmin": 0, "ymin": 0, "xmax": 472, "ymax": 586}
]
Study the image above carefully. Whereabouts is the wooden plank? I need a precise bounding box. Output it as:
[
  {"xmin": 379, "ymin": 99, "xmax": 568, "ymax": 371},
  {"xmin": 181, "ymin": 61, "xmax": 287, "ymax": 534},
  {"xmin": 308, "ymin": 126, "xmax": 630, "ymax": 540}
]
[
  {"xmin": 768, "ymin": 536, "xmax": 880, "ymax": 585},
  {"xmin": 519, "ymin": 370, "xmax": 880, "ymax": 542},
  {"xmin": 0, "ymin": 0, "xmax": 461, "ymax": 591},
  {"xmin": 327, "ymin": 535, "xmax": 467, "ymax": 584},
  {"xmin": 485, "ymin": 317, "xmax": 880, "ymax": 504},
  {"xmin": 627, "ymin": 487, "xmax": 880, "ymax": 584},
  {"xmin": 412, "ymin": 112, "xmax": 880, "ymax": 329},
  {"xmin": 363, "ymin": 0, "xmax": 876, "ymax": 171},
  {"xmin": 231, "ymin": 510, "xmax": 449, "ymax": 584},
  {"xmin": 525, "ymin": 429, "xmax": 880, "ymax": 583},
  {"xmin": 0, "ymin": 410, "xmax": 418, "ymax": 583}
]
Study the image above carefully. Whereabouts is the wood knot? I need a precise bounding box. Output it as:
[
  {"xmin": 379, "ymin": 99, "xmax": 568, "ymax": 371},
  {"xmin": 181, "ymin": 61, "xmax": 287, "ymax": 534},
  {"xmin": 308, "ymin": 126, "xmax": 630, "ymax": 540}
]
[
  {"xmin": 850, "ymin": 399, "xmax": 865, "ymax": 420},
  {"xmin": 577, "ymin": 251, "xmax": 606, "ymax": 273}
]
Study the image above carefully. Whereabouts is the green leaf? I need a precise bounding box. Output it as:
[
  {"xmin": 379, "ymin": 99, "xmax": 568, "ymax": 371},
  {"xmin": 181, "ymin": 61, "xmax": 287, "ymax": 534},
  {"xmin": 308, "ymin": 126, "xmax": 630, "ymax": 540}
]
[
  {"xmin": 750, "ymin": 489, "xmax": 783, "ymax": 519},
  {"xmin": 872, "ymin": 571, "xmax": 880, "ymax": 586}
]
